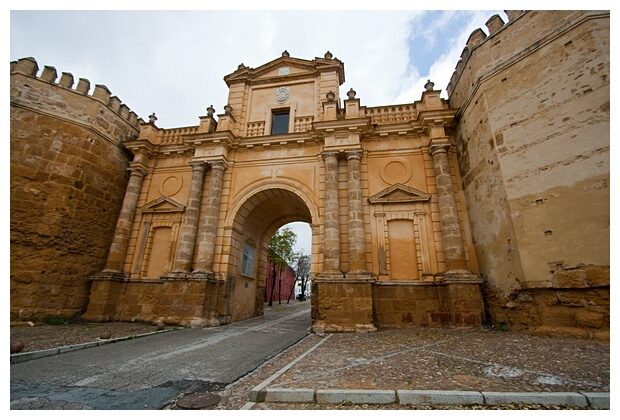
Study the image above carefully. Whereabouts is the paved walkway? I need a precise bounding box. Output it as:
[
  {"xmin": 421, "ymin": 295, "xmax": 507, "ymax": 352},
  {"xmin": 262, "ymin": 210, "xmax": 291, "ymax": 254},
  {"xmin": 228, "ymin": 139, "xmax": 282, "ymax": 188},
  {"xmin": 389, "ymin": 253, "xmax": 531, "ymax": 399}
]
[{"xmin": 239, "ymin": 327, "xmax": 610, "ymax": 409}]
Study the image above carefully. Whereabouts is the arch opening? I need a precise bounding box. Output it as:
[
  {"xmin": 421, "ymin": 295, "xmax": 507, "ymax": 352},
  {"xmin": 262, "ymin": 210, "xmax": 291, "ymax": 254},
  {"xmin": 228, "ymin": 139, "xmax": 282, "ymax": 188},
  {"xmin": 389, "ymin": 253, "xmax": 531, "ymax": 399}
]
[{"xmin": 226, "ymin": 187, "xmax": 314, "ymax": 322}]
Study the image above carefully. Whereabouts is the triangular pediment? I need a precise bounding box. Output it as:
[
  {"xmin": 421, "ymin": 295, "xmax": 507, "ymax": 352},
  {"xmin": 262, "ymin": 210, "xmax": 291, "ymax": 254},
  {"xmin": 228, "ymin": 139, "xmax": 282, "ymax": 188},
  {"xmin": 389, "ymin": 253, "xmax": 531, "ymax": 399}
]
[
  {"xmin": 224, "ymin": 53, "xmax": 344, "ymax": 86},
  {"xmin": 141, "ymin": 196, "xmax": 185, "ymax": 213},
  {"xmin": 368, "ymin": 184, "xmax": 431, "ymax": 204}
]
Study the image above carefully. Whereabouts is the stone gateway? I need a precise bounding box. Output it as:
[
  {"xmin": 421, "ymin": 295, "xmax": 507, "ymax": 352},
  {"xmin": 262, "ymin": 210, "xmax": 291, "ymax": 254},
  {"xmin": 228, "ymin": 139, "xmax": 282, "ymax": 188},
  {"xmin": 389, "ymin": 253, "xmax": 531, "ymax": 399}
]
[{"xmin": 10, "ymin": 11, "xmax": 609, "ymax": 339}]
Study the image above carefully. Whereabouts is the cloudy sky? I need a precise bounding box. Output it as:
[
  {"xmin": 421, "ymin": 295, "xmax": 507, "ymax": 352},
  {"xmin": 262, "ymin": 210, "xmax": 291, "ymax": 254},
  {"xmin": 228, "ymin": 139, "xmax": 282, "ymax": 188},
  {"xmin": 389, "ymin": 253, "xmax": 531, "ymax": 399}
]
[
  {"xmin": 7, "ymin": 4, "xmax": 519, "ymax": 254},
  {"xmin": 10, "ymin": 8, "xmax": 508, "ymax": 127}
]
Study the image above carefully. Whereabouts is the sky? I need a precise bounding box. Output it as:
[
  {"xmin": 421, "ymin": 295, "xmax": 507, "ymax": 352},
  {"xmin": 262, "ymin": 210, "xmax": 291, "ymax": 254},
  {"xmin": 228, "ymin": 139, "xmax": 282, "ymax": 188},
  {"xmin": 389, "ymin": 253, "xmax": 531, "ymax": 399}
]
[{"xmin": 8, "ymin": 2, "xmax": 611, "ymax": 256}]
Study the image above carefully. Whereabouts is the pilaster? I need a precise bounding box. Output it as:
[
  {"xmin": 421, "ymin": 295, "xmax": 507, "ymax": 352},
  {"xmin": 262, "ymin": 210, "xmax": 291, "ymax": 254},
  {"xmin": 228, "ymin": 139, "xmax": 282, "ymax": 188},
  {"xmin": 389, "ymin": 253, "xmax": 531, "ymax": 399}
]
[
  {"xmin": 170, "ymin": 161, "xmax": 207, "ymax": 273},
  {"xmin": 103, "ymin": 164, "xmax": 148, "ymax": 273},
  {"xmin": 428, "ymin": 124, "xmax": 476, "ymax": 280},
  {"xmin": 346, "ymin": 149, "xmax": 367, "ymax": 274},
  {"xmin": 194, "ymin": 160, "xmax": 228, "ymax": 276}
]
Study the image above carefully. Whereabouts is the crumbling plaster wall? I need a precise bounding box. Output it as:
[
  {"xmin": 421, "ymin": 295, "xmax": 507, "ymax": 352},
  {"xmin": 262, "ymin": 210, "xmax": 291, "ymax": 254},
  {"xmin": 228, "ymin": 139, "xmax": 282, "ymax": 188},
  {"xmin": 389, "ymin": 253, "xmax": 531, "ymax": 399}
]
[{"xmin": 449, "ymin": 11, "xmax": 610, "ymax": 338}]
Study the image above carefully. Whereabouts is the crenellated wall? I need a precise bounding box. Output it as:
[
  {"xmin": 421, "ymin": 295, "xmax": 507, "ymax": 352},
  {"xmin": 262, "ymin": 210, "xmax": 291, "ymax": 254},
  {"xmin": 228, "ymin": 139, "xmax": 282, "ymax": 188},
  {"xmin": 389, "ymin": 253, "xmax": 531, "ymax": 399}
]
[
  {"xmin": 447, "ymin": 10, "xmax": 610, "ymax": 339},
  {"xmin": 10, "ymin": 57, "xmax": 142, "ymax": 323}
]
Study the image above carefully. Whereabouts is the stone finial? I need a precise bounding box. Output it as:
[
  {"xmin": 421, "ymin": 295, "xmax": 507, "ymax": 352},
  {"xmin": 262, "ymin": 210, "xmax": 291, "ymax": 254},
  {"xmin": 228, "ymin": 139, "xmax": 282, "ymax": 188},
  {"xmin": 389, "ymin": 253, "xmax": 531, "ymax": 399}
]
[
  {"xmin": 237, "ymin": 63, "xmax": 245, "ymax": 70},
  {"xmin": 424, "ymin": 80, "xmax": 435, "ymax": 91},
  {"xmin": 326, "ymin": 90, "xmax": 336, "ymax": 101},
  {"xmin": 207, "ymin": 105, "xmax": 215, "ymax": 117},
  {"xmin": 282, "ymin": 50, "xmax": 290, "ymax": 57},
  {"xmin": 149, "ymin": 113, "xmax": 157, "ymax": 124},
  {"xmin": 224, "ymin": 104, "xmax": 233, "ymax": 114},
  {"xmin": 347, "ymin": 88, "xmax": 356, "ymax": 100},
  {"xmin": 324, "ymin": 51, "xmax": 333, "ymax": 59}
]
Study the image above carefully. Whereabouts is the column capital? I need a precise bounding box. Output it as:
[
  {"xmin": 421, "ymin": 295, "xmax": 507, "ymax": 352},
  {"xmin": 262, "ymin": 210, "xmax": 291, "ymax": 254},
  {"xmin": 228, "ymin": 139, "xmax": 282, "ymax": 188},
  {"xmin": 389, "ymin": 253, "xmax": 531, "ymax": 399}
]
[
  {"xmin": 188, "ymin": 161, "xmax": 207, "ymax": 172},
  {"xmin": 345, "ymin": 149, "xmax": 363, "ymax": 161},
  {"xmin": 128, "ymin": 165, "xmax": 149, "ymax": 178},
  {"xmin": 208, "ymin": 159, "xmax": 228, "ymax": 172},
  {"xmin": 429, "ymin": 141, "xmax": 451, "ymax": 156},
  {"xmin": 322, "ymin": 150, "xmax": 340, "ymax": 161}
]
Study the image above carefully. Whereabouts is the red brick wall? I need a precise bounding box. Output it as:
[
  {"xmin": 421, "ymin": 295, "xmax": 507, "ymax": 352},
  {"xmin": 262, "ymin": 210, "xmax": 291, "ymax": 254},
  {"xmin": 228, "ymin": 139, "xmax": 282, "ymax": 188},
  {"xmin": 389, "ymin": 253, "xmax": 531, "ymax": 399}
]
[{"xmin": 264, "ymin": 255, "xmax": 296, "ymax": 304}]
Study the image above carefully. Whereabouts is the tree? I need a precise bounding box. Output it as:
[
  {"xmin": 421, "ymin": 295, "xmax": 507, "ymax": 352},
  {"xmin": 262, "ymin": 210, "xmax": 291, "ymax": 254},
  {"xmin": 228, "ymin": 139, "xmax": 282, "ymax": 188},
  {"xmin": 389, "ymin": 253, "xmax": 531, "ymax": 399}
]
[
  {"xmin": 291, "ymin": 252, "xmax": 310, "ymax": 302},
  {"xmin": 267, "ymin": 227, "xmax": 297, "ymax": 306}
]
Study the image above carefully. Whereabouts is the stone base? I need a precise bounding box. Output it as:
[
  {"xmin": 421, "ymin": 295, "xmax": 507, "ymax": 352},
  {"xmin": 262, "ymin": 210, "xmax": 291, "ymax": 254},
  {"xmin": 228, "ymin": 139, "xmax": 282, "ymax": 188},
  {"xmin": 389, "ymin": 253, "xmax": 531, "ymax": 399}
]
[
  {"xmin": 311, "ymin": 272, "xmax": 376, "ymax": 333},
  {"xmin": 373, "ymin": 277, "xmax": 484, "ymax": 328},
  {"xmin": 310, "ymin": 271, "xmax": 484, "ymax": 332},
  {"xmin": 82, "ymin": 271, "xmax": 223, "ymax": 326}
]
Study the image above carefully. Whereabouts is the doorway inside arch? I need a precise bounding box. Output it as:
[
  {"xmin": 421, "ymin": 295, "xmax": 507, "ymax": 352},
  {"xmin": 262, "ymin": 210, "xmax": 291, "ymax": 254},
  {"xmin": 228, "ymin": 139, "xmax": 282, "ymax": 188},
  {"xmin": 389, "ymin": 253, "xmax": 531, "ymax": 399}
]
[{"xmin": 226, "ymin": 188, "xmax": 315, "ymax": 323}]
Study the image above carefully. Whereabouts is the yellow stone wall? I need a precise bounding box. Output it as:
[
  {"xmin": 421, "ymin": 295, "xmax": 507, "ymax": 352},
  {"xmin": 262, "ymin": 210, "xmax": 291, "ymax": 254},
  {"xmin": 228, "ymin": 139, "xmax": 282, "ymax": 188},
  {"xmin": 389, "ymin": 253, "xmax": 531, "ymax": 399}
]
[
  {"xmin": 448, "ymin": 10, "xmax": 609, "ymax": 337},
  {"xmin": 10, "ymin": 58, "xmax": 141, "ymax": 322}
]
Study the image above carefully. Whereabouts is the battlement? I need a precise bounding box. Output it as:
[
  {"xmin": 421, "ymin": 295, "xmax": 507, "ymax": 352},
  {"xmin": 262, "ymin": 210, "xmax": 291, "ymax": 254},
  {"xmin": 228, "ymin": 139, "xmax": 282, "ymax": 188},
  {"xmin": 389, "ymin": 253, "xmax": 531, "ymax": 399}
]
[
  {"xmin": 10, "ymin": 57, "xmax": 143, "ymax": 130},
  {"xmin": 446, "ymin": 11, "xmax": 525, "ymax": 97}
]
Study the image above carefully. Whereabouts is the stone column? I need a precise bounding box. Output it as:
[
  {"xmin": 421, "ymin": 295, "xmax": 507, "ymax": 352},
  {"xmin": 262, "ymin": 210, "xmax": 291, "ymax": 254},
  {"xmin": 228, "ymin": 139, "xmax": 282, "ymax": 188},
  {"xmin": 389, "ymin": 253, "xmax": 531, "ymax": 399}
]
[
  {"xmin": 171, "ymin": 162, "xmax": 207, "ymax": 273},
  {"xmin": 194, "ymin": 160, "xmax": 227, "ymax": 274},
  {"xmin": 322, "ymin": 151, "xmax": 341, "ymax": 274},
  {"xmin": 430, "ymin": 141, "xmax": 469, "ymax": 273},
  {"xmin": 103, "ymin": 165, "xmax": 148, "ymax": 273},
  {"xmin": 346, "ymin": 150, "xmax": 367, "ymax": 274}
]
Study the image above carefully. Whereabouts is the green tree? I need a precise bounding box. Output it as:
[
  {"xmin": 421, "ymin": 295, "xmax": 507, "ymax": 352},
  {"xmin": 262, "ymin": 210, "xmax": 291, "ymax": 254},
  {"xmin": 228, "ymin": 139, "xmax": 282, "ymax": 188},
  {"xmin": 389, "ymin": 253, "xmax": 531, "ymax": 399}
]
[{"xmin": 268, "ymin": 227, "xmax": 297, "ymax": 306}]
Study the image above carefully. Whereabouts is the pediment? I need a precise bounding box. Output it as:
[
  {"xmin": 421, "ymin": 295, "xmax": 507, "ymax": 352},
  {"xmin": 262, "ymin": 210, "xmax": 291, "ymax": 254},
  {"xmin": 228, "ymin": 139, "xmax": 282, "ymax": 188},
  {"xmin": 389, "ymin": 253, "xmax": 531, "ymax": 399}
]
[
  {"xmin": 224, "ymin": 53, "xmax": 344, "ymax": 86},
  {"xmin": 368, "ymin": 184, "xmax": 431, "ymax": 204},
  {"xmin": 141, "ymin": 196, "xmax": 185, "ymax": 213}
]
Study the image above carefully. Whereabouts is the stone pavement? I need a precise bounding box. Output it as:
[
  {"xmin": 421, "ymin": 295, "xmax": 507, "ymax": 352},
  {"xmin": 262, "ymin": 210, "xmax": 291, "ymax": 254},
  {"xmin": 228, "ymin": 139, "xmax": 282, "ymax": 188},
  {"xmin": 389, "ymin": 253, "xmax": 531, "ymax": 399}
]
[{"xmin": 239, "ymin": 328, "xmax": 610, "ymax": 409}]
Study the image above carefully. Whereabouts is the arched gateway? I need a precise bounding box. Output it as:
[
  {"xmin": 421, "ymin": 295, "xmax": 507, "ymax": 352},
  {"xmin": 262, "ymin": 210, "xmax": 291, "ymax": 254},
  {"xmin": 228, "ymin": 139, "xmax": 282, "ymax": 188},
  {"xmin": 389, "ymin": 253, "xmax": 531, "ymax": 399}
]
[{"xmin": 83, "ymin": 51, "xmax": 484, "ymax": 332}]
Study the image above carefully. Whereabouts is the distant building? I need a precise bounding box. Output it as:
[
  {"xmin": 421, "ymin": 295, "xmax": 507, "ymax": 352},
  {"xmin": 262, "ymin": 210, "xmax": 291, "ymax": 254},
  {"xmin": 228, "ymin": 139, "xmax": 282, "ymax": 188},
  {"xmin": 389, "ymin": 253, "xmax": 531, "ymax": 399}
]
[
  {"xmin": 295, "ymin": 280, "xmax": 311, "ymax": 301},
  {"xmin": 264, "ymin": 252, "xmax": 297, "ymax": 304},
  {"xmin": 10, "ymin": 11, "xmax": 609, "ymax": 339}
]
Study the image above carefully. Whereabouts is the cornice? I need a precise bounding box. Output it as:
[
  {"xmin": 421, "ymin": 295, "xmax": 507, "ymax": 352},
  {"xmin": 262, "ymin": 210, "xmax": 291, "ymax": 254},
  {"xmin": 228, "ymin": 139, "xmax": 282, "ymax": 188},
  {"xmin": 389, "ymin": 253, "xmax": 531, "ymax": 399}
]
[{"xmin": 313, "ymin": 117, "xmax": 371, "ymax": 133}]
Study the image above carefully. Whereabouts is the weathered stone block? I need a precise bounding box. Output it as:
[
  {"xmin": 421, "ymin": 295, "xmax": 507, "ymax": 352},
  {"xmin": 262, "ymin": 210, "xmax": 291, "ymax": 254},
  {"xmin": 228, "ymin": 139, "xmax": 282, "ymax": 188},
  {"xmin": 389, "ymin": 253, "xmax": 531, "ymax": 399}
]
[
  {"xmin": 575, "ymin": 311, "xmax": 607, "ymax": 329},
  {"xmin": 555, "ymin": 270, "xmax": 587, "ymax": 288},
  {"xmin": 584, "ymin": 266, "xmax": 609, "ymax": 287},
  {"xmin": 555, "ymin": 291, "xmax": 586, "ymax": 307}
]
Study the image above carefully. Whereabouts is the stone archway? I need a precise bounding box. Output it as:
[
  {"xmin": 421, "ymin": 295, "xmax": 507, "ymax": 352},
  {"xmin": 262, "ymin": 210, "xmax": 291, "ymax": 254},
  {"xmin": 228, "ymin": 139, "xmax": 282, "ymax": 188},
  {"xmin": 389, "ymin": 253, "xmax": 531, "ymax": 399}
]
[
  {"xmin": 81, "ymin": 52, "xmax": 485, "ymax": 332},
  {"xmin": 223, "ymin": 184, "xmax": 318, "ymax": 322}
]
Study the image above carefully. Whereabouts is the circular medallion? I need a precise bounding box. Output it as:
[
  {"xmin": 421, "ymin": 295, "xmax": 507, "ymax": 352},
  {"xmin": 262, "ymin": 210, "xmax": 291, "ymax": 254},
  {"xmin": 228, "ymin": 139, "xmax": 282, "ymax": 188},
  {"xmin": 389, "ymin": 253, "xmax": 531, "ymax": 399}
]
[
  {"xmin": 379, "ymin": 159, "xmax": 413, "ymax": 184},
  {"xmin": 275, "ymin": 86, "xmax": 290, "ymax": 104},
  {"xmin": 159, "ymin": 175, "xmax": 183, "ymax": 197}
]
